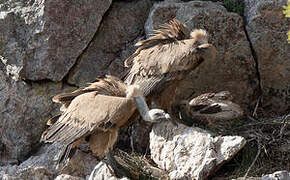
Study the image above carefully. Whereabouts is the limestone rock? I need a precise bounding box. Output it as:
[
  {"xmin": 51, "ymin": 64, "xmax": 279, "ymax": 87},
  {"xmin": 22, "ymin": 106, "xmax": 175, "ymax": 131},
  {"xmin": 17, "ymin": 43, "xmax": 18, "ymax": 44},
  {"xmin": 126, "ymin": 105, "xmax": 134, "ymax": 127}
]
[
  {"xmin": 88, "ymin": 161, "xmax": 129, "ymax": 180},
  {"xmin": 0, "ymin": 143, "xmax": 61, "ymax": 179},
  {"xmin": 54, "ymin": 174, "xmax": 84, "ymax": 180},
  {"xmin": 244, "ymin": 0, "xmax": 290, "ymax": 114},
  {"xmin": 17, "ymin": 143, "xmax": 62, "ymax": 171},
  {"xmin": 145, "ymin": 1, "xmax": 258, "ymax": 110},
  {"xmin": 150, "ymin": 121, "xmax": 246, "ymax": 180},
  {"xmin": 61, "ymin": 150, "xmax": 98, "ymax": 178},
  {"xmin": 67, "ymin": 0, "xmax": 152, "ymax": 86},
  {"xmin": 0, "ymin": 0, "xmax": 111, "ymax": 81},
  {"xmin": 0, "ymin": 143, "xmax": 98, "ymax": 179},
  {"xmin": 0, "ymin": 65, "xmax": 76, "ymax": 163},
  {"xmin": 1, "ymin": 166, "xmax": 54, "ymax": 180},
  {"xmin": 261, "ymin": 170, "xmax": 290, "ymax": 180}
]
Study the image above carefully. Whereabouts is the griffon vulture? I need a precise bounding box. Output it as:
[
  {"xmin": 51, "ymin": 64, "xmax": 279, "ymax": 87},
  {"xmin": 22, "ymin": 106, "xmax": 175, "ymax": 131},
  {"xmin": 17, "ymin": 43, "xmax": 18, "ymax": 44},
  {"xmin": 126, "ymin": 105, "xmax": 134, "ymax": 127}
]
[
  {"xmin": 41, "ymin": 19, "xmax": 216, "ymax": 166},
  {"xmin": 41, "ymin": 75, "xmax": 170, "ymax": 166},
  {"xmin": 178, "ymin": 91, "xmax": 244, "ymax": 126},
  {"xmin": 124, "ymin": 19, "xmax": 216, "ymax": 112}
]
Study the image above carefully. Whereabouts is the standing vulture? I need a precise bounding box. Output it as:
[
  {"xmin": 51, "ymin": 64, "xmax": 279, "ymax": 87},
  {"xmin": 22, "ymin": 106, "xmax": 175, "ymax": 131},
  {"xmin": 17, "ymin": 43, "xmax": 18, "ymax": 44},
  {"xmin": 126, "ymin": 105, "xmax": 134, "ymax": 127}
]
[
  {"xmin": 41, "ymin": 19, "xmax": 216, "ymax": 166},
  {"xmin": 124, "ymin": 19, "xmax": 216, "ymax": 112},
  {"xmin": 41, "ymin": 75, "xmax": 170, "ymax": 166}
]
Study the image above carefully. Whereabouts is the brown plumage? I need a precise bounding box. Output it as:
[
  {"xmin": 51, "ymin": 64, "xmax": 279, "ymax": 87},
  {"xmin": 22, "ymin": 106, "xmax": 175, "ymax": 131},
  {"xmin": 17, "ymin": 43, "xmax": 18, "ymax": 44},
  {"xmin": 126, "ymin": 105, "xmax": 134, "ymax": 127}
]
[
  {"xmin": 41, "ymin": 75, "xmax": 141, "ymax": 164},
  {"xmin": 41, "ymin": 19, "xmax": 216, "ymax": 166},
  {"xmin": 125, "ymin": 18, "xmax": 216, "ymax": 111},
  {"xmin": 178, "ymin": 91, "xmax": 244, "ymax": 126}
]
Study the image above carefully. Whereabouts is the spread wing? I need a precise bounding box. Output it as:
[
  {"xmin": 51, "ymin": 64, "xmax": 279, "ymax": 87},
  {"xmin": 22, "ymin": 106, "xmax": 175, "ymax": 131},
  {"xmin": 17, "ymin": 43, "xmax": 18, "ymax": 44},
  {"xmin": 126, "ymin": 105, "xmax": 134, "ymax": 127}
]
[{"xmin": 41, "ymin": 92, "xmax": 136, "ymax": 146}]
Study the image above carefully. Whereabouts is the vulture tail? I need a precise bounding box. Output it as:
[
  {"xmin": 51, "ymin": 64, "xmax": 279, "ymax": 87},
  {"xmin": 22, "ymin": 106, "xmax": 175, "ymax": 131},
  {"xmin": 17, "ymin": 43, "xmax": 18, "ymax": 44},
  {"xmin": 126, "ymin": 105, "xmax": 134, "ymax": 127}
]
[{"xmin": 56, "ymin": 143, "xmax": 76, "ymax": 169}]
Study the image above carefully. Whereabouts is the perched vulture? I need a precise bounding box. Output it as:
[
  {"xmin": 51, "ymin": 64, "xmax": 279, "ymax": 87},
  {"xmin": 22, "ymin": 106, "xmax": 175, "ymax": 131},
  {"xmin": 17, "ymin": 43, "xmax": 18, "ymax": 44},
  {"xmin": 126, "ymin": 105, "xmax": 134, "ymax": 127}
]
[
  {"xmin": 178, "ymin": 91, "xmax": 244, "ymax": 126},
  {"xmin": 124, "ymin": 19, "xmax": 216, "ymax": 112},
  {"xmin": 41, "ymin": 19, "xmax": 216, "ymax": 166},
  {"xmin": 41, "ymin": 75, "xmax": 170, "ymax": 166}
]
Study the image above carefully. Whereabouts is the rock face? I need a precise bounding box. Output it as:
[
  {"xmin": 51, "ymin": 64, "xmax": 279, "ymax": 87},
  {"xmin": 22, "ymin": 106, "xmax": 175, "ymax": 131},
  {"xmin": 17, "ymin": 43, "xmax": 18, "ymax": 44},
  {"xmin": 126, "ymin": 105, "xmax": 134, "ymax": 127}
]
[
  {"xmin": 89, "ymin": 161, "xmax": 129, "ymax": 180},
  {"xmin": 55, "ymin": 174, "xmax": 85, "ymax": 180},
  {"xmin": 145, "ymin": 1, "xmax": 258, "ymax": 109},
  {"xmin": 1, "ymin": 166, "xmax": 54, "ymax": 180},
  {"xmin": 61, "ymin": 150, "xmax": 98, "ymax": 178},
  {"xmin": 0, "ymin": 64, "xmax": 73, "ymax": 163},
  {"xmin": 0, "ymin": 0, "xmax": 112, "ymax": 81},
  {"xmin": 0, "ymin": 143, "xmax": 96, "ymax": 180},
  {"xmin": 150, "ymin": 121, "xmax": 246, "ymax": 180},
  {"xmin": 261, "ymin": 170, "xmax": 290, "ymax": 180},
  {"xmin": 67, "ymin": 0, "xmax": 153, "ymax": 86},
  {"xmin": 244, "ymin": 0, "xmax": 290, "ymax": 114}
]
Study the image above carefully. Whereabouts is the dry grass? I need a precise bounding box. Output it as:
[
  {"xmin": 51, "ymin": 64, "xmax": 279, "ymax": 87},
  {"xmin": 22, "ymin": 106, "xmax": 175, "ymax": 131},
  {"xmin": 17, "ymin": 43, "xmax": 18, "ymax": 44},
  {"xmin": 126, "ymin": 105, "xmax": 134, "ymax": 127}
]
[{"xmin": 210, "ymin": 114, "xmax": 290, "ymax": 179}]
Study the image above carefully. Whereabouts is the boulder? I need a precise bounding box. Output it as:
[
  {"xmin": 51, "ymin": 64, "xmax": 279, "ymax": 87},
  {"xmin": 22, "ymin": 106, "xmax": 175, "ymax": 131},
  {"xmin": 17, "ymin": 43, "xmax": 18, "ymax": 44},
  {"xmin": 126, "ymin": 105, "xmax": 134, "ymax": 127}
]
[
  {"xmin": 1, "ymin": 166, "xmax": 54, "ymax": 180},
  {"xmin": 261, "ymin": 170, "xmax": 290, "ymax": 180},
  {"xmin": 61, "ymin": 150, "xmax": 98, "ymax": 178},
  {"xmin": 150, "ymin": 121, "xmax": 246, "ymax": 180},
  {"xmin": 67, "ymin": 0, "xmax": 153, "ymax": 86},
  {"xmin": 0, "ymin": 0, "xmax": 111, "ymax": 81},
  {"xmin": 0, "ymin": 143, "xmax": 98, "ymax": 179},
  {"xmin": 244, "ymin": 0, "xmax": 290, "ymax": 115},
  {"xmin": 145, "ymin": 1, "xmax": 259, "ymax": 110},
  {"xmin": 54, "ymin": 174, "xmax": 84, "ymax": 180},
  {"xmin": 0, "ymin": 64, "xmax": 75, "ymax": 163},
  {"xmin": 88, "ymin": 161, "xmax": 129, "ymax": 180}
]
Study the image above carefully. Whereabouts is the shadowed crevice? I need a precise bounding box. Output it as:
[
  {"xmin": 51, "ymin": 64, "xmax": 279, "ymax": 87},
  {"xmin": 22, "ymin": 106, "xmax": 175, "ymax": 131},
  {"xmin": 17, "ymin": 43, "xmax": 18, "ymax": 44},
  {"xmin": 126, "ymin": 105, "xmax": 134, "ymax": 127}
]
[
  {"xmin": 242, "ymin": 16, "xmax": 263, "ymax": 101},
  {"xmin": 62, "ymin": 4, "xmax": 114, "ymax": 87}
]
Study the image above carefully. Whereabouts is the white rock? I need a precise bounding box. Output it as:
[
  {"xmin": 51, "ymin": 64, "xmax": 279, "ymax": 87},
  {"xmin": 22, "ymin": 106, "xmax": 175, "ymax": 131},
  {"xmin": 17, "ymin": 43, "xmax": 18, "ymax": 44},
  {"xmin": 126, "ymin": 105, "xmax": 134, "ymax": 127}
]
[
  {"xmin": 150, "ymin": 121, "xmax": 246, "ymax": 180},
  {"xmin": 261, "ymin": 170, "xmax": 290, "ymax": 180},
  {"xmin": 88, "ymin": 161, "xmax": 129, "ymax": 180},
  {"xmin": 54, "ymin": 174, "xmax": 84, "ymax": 180}
]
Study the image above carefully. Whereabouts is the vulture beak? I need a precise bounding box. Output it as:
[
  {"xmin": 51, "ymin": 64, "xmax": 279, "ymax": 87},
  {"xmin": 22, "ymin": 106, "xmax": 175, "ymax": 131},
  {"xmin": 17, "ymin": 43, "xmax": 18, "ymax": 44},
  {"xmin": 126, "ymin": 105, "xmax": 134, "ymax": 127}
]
[
  {"xmin": 196, "ymin": 43, "xmax": 217, "ymax": 62},
  {"xmin": 147, "ymin": 109, "xmax": 178, "ymax": 126}
]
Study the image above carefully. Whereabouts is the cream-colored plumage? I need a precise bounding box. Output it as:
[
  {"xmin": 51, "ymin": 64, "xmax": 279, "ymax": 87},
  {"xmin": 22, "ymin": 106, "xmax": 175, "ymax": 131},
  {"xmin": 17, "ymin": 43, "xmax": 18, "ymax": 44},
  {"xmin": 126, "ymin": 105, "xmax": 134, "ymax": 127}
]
[
  {"xmin": 41, "ymin": 76, "xmax": 141, "ymax": 162},
  {"xmin": 125, "ymin": 19, "xmax": 216, "ymax": 110}
]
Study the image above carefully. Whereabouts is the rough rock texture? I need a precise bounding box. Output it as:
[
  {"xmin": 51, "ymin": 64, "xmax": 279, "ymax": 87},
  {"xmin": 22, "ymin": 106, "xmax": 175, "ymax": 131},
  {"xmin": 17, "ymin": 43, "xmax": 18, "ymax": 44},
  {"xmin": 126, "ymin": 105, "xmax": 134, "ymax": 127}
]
[
  {"xmin": 145, "ymin": 1, "xmax": 258, "ymax": 109},
  {"xmin": 88, "ymin": 161, "xmax": 129, "ymax": 180},
  {"xmin": 150, "ymin": 121, "xmax": 246, "ymax": 180},
  {"xmin": 1, "ymin": 166, "xmax": 54, "ymax": 180},
  {"xmin": 0, "ymin": 0, "xmax": 111, "ymax": 81},
  {"xmin": 261, "ymin": 170, "xmax": 290, "ymax": 180},
  {"xmin": 0, "ymin": 64, "xmax": 77, "ymax": 163},
  {"xmin": 244, "ymin": 0, "xmax": 290, "ymax": 114},
  {"xmin": 54, "ymin": 174, "xmax": 84, "ymax": 180},
  {"xmin": 67, "ymin": 0, "xmax": 153, "ymax": 86},
  {"xmin": 0, "ymin": 143, "xmax": 97, "ymax": 179},
  {"xmin": 0, "ymin": 143, "xmax": 60, "ymax": 179},
  {"xmin": 61, "ymin": 150, "xmax": 98, "ymax": 178},
  {"xmin": 235, "ymin": 171, "xmax": 290, "ymax": 180}
]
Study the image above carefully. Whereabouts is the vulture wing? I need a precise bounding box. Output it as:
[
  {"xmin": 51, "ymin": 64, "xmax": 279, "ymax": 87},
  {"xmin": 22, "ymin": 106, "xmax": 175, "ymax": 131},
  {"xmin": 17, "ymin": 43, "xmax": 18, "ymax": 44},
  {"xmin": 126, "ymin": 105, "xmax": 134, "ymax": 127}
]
[
  {"xmin": 41, "ymin": 76, "xmax": 138, "ymax": 164},
  {"xmin": 124, "ymin": 19, "xmax": 216, "ymax": 98},
  {"xmin": 41, "ymin": 92, "xmax": 136, "ymax": 145},
  {"xmin": 52, "ymin": 75, "xmax": 127, "ymax": 111}
]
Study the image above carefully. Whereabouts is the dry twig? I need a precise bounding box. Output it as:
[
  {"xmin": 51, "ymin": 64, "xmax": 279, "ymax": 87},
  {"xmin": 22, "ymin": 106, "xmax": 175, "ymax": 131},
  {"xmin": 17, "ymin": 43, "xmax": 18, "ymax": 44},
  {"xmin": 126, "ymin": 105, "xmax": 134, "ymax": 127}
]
[{"xmin": 243, "ymin": 138, "xmax": 261, "ymax": 179}]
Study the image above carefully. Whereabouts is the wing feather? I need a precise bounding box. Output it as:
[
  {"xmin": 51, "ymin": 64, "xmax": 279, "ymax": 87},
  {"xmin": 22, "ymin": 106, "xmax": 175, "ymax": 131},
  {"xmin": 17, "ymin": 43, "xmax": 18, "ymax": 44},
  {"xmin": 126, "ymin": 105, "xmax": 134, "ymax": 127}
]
[
  {"xmin": 52, "ymin": 75, "xmax": 126, "ymax": 108},
  {"xmin": 124, "ymin": 19, "xmax": 214, "ymax": 100},
  {"xmin": 41, "ymin": 92, "xmax": 136, "ymax": 147}
]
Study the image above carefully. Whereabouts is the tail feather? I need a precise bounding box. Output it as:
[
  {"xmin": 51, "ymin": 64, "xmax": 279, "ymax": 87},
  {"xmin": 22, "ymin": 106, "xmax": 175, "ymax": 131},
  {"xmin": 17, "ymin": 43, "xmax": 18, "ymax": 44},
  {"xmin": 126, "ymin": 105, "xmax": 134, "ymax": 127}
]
[{"xmin": 56, "ymin": 143, "xmax": 75, "ymax": 170}]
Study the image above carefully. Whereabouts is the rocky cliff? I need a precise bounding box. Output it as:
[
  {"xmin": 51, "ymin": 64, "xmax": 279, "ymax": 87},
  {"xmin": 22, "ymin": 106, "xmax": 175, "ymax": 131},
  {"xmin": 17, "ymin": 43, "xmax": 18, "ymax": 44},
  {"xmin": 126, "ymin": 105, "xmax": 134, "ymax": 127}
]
[{"xmin": 0, "ymin": 0, "xmax": 289, "ymax": 179}]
